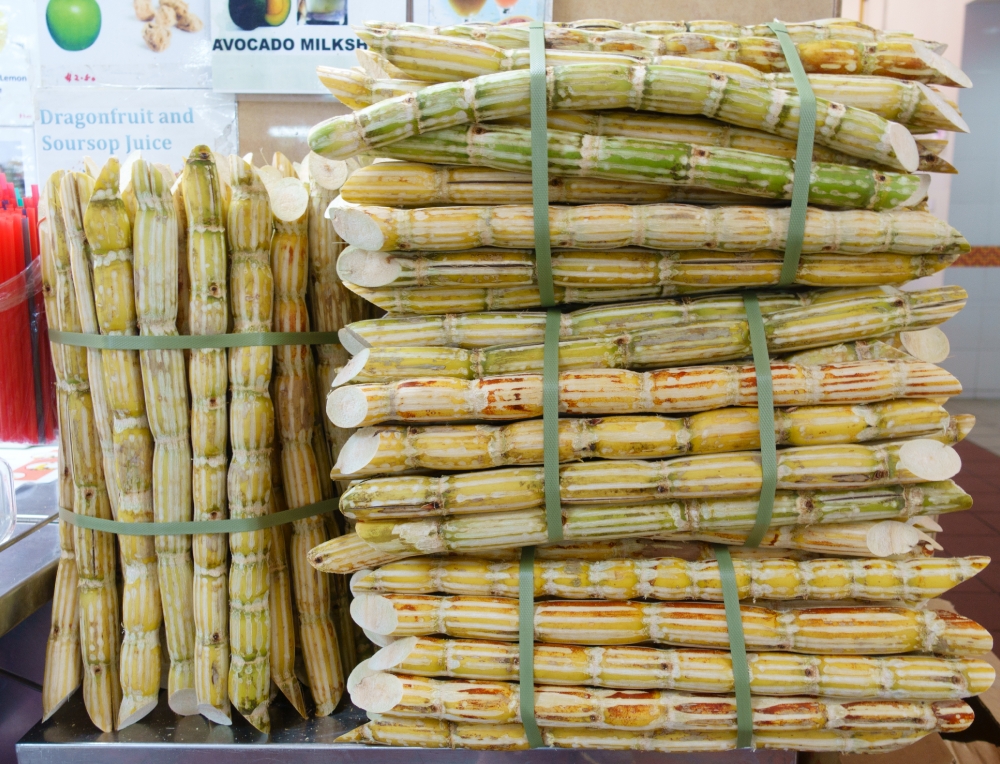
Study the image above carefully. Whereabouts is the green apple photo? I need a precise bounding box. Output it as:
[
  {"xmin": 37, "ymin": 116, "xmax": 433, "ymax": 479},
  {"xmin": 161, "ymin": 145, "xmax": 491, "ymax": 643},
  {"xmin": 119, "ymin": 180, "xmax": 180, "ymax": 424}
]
[{"xmin": 46, "ymin": 0, "xmax": 102, "ymax": 51}]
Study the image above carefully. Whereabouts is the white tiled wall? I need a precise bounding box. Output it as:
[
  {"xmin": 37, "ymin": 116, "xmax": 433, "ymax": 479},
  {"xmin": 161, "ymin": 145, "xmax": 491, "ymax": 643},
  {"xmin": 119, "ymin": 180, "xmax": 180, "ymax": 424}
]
[{"xmin": 943, "ymin": 267, "xmax": 1000, "ymax": 398}]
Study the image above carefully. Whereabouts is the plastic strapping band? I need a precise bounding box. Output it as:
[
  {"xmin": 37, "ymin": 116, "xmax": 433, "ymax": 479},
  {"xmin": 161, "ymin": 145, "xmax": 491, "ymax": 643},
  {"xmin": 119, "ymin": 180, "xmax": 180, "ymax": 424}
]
[
  {"xmin": 48, "ymin": 330, "xmax": 340, "ymax": 350},
  {"xmin": 714, "ymin": 544, "xmax": 754, "ymax": 749},
  {"xmin": 529, "ymin": 20, "xmax": 554, "ymax": 307},
  {"xmin": 742, "ymin": 293, "xmax": 776, "ymax": 549},
  {"xmin": 58, "ymin": 498, "xmax": 337, "ymax": 535},
  {"xmin": 766, "ymin": 20, "xmax": 817, "ymax": 286},
  {"xmin": 543, "ymin": 310, "xmax": 563, "ymax": 543},
  {"xmin": 518, "ymin": 546, "xmax": 544, "ymax": 748}
]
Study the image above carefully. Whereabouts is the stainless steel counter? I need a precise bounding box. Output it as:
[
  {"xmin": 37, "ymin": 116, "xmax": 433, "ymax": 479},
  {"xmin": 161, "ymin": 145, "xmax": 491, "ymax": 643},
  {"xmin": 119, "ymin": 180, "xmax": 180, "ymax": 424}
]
[
  {"xmin": 17, "ymin": 692, "xmax": 797, "ymax": 764},
  {"xmin": 0, "ymin": 482, "xmax": 58, "ymax": 638}
]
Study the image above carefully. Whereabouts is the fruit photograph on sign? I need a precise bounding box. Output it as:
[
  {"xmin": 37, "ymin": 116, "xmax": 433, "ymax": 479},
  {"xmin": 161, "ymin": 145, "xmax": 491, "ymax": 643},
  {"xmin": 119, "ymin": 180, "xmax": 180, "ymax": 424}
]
[
  {"xmin": 425, "ymin": 0, "xmax": 547, "ymax": 24},
  {"xmin": 45, "ymin": 0, "xmax": 102, "ymax": 51}
]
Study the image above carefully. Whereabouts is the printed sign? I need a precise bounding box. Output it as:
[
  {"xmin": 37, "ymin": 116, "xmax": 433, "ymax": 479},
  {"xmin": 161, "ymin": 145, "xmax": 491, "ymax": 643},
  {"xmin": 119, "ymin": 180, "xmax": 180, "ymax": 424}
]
[
  {"xmin": 34, "ymin": 88, "xmax": 236, "ymax": 182},
  {"xmin": 37, "ymin": 0, "xmax": 211, "ymax": 88},
  {"xmin": 412, "ymin": 0, "xmax": 551, "ymax": 25},
  {"xmin": 210, "ymin": 0, "xmax": 406, "ymax": 94},
  {"xmin": 0, "ymin": 5, "xmax": 35, "ymax": 126}
]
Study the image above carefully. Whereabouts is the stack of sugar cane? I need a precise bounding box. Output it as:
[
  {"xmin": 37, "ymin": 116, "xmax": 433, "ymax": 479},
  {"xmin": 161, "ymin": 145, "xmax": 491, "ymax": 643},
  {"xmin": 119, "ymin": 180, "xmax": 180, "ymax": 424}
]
[
  {"xmin": 37, "ymin": 147, "xmax": 371, "ymax": 733},
  {"xmin": 302, "ymin": 16, "xmax": 995, "ymax": 755}
]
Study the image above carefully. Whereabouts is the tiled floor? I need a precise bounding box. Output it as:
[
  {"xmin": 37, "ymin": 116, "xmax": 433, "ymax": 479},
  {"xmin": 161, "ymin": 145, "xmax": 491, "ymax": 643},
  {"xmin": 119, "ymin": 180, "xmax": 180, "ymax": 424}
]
[{"xmin": 939, "ymin": 436, "xmax": 1000, "ymax": 650}]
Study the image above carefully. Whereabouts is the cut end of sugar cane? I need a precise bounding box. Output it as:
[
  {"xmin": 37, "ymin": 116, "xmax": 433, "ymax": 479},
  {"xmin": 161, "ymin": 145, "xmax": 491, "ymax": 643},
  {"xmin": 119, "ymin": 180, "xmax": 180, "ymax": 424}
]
[
  {"xmin": 918, "ymin": 82, "xmax": 970, "ymax": 132},
  {"xmin": 169, "ymin": 688, "xmax": 198, "ymax": 717},
  {"xmin": 352, "ymin": 593, "xmax": 399, "ymax": 635},
  {"xmin": 197, "ymin": 703, "xmax": 233, "ymax": 725},
  {"xmin": 309, "ymin": 152, "xmax": 350, "ymax": 191},
  {"xmin": 887, "ymin": 122, "xmax": 921, "ymax": 174},
  {"xmin": 328, "ymin": 384, "xmax": 370, "ymax": 428},
  {"xmin": 368, "ymin": 636, "xmax": 420, "ymax": 672},
  {"xmin": 337, "ymin": 246, "xmax": 399, "ymax": 285},
  {"xmin": 898, "ymin": 439, "xmax": 961, "ymax": 481},
  {"xmin": 867, "ymin": 520, "xmax": 941, "ymax": 557},
  {"xmin": 267, "ymin": 176, "xmax": 310, "ymax": 221},
  {"xmin": 351, "ymin": 568, "xmax": 375, "ymax": 596},
  {"xmin": 352, "ymin": 671, "xmax": 405, "ymax": 714},
  {"xmin": 900, "ymin": 328, "xmax": 950, "ymax": 364},
  {"xmin": 118, "ymin": 697, "xmax": 158, "ymax": 730},
  {"xmin": 954, "ymin": 414, "xmax": 976, "ymax": 441},
  {"xmin": 330, "ymin": 208, "xmax": 386, "ymax": 250},
  {"xmin": 332, "ymin": 349, "xmax": 370, "ymax": 387},
  {"xmin": 335, "ymin": 428, "xmax": 382, "ymax": 476},
  {"xmin": 339, "ymin": 325, "xmax": 372, "ymax": 355},
  {"xmin": 365, "ymin": 628, "xmax": 397, "ymax": 648},
  {"xmin": 348, "ymin": 659, "xmax": 375, "ymax": 694}
]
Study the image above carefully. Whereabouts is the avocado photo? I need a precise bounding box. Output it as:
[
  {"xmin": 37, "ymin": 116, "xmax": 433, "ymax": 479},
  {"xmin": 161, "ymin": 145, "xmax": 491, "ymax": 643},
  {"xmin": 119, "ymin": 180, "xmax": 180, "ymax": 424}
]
[{"xmin": 230, "ymin": 0, "xmax": 290, "ymax": 30}]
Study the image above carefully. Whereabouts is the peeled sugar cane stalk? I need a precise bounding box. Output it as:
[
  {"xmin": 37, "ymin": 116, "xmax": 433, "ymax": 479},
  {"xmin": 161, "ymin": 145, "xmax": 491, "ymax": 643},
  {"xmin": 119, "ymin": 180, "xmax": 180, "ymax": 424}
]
[
  {"xmin": 226, "ymin": 155, "xmax": 273, "ymax": 734},
  {"xmin": 327, "ymin": 204, "xmax": 967, "ymax": 254},
  {"xmin": 330, "ymin": 286, "xmax": 965, "ymax": 383},
  {"xmin": 356, "ymin": 635, "xmax": 996, "ymax": 699},
  {"xmin": 349, "ymin": 555, "xmax": 987, "ymax": 604},
  {"xmin": 308, "ymin": 63, "xmax": 920, "ymax": 171},
  {"xmin": 354, "ymin": 27, "xmax": 968, "ymax": 89},
  {"xmin": 339, "ymin": 162, "xmax": 773, "ymax": 207},
  {"xmin": 348, "ymin": 674, "xmax": 973, "ymax": 735},
  {"xmin": 344, "ymin": 252, "xmax": 958, "ymax": 314},
  {"xmin": 319, "ymin": 64, "xmax": 966, "ymax": 135},
  {"xmin": 338, "ymin": 440, "xmax": 962, "ymax": 521},
  {"xmin": 339, "ymin": 715, "xmax": 950, "ymax": 753},
  {"xmin": 130, "ymin": 159, "xmax": 198, "ymax": 718},
  {"xmin": 69, "ymin": 168, "xmax": 164, "ymax": 731},
  {"xmin": 44, "ymin": 172, "xmax": 121, "ymax": 733},
  {"xmin": 339, "ymin": 286, "xmax": 951, "ymax": 350},
  {"xmin": 327, "ymin": 360, "xmax": 961, "ymax": 429},
  {"xmin": 332, "ymin": 400, "xmax": 971, "ymax": 478},
  {"xmin": 313, "ymin": 479, "xmax": 969, "ymax": 572},
  {"xmin": 372, "ymin": 124, "xmax": 928, "ymax": 211},
  {"xmin": 183, "ymin": 147, "xmax": 232, "ymax": 726},
  {"xmin": 351, "ymin": 593, "xmax": 992, "ymax": 656}
]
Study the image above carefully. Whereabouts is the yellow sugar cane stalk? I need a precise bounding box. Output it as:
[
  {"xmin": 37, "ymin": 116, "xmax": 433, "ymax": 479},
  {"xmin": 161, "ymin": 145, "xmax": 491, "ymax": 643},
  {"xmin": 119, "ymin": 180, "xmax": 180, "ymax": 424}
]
[
  {"xmin": 39, "ymin": 210, "xmax": 82, "ymax": 720},
  {"xmin": 327, "ymin": 204, "xmax": 968, "ymax": 254},
  {"xmin": 268, "ymin": 444, "xmax": 307, "ymax": 718},
  {"xmin": 332, "ymin": 287, "xmax": 965, "ymax": 384},
  {"xmin": 131, "ymin": 159, "xmax": 198, "ymax": 717},
  {"xmin": 351, "ymin": 594, "xmax": 993, "ymax": 656},
  {"xmin": 356, "ymin": 25, "xmax": 969, "ymax": 87},
  {"xmin": 339, "ymin": 440, "xmax": 961, "ymax": 521},
  {"xmin": 268, "ymin": 164, "xmax": 344, "ymax": 718},
  {"xmin": 311, "ymin": 478, "xmax": 969, "ymax": 574},
  {"xmin": 227, "ymin": 155, "xmax": 274, "ymax": 733},
  {"xmin": 344, "ymin": 252, "xmax": 958, "ymax": 314},
  {"xmin": 351, "ymin": 555, "xmax": 988, "ymax": 604},
  {"xmin": 45, "ymin": 171, "xmax": 121, "ymax": 732},
  {"xmin": 327, "ymin": 360, "xmax": 962, "ymax": 429},
  {"xmin": 340, "ymin": 286, "xmax": 949, "ymax": 351},
  {"xmin": 68, "ymin": 168, "xmax": 163, "ymax": 730},
  {"xmin": 332, "ymin": 400, "xmax": 972, "ymax": 478},
  {"xmin": 339, "ymin": 714, "xmax": 961, "ymax": 753},
  {"xmin": 358, "ymin": 635, "xmax": 996, "ymax": 699},
  {"xmin": 339, "ymin": 161, "xmax": 766, "ymax": 207},
  {"xmin": 183, "ymin": 147, "xmax": 232, "ymax": 725},
  {"xmin": 349, "ymin": 674, "xmax": 974, "ymax": 735}
]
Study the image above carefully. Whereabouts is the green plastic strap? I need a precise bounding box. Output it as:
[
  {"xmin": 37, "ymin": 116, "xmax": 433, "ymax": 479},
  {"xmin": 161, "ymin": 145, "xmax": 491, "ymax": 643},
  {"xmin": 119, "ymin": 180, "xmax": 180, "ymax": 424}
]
[
  {"xmin": 742, "ymin": 293, "xmax": 776, "ymax": 549},
  {"xmin": 528, "ymin": 21, "xmax": 554, "ymax": 307},
  {"xmin": 58, "ymin": 498, "xmax": 336, "ymax": 536},
  {"xmin": 48, "ymin": 330, "xmax": 341, "ymax": 351},
  {"xmin": 543, "ymin": 309, "xmax": 563, "ymax": 543},
  {"xmin": 519, "ymin": 546, "xmax": 544, "ymax": 748},
  {"xmin": 766, "ymin": 20, "xmax": 817, "ymax": 286},
  {"xmin": 714, "ymin": 544, "xmax": 754, "ymax": 749}
]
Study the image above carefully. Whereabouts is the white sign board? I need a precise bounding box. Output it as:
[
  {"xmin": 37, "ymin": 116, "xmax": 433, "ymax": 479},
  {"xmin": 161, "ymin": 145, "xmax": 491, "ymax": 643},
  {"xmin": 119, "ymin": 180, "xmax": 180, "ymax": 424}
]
[
  {"xmin": 34, "ymin": 88, "xmax": 236, "ymax": 182},
  {"xmin": 37, "ymin": 0, "xmax": 212, "ymax": 88},
  {"xmin": 0, "ymin": 4, "xmax": 36, "ymax": 126},
  {"xmin": 210, "ymin": 0, "xmax": 407, "ymax": 94},
  {"xmin": 413, "ymin": 0, "xmax": 551, "ymax": 25}
]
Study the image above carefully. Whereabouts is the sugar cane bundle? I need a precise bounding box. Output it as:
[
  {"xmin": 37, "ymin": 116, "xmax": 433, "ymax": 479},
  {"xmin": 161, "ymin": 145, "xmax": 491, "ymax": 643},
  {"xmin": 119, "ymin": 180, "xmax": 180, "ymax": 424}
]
[
  {"xmin": 352, "ymin": 635, "xmax": 995, "ymax": 700},
  {"xmin": 67, "ymin": 168, "xmax": 162, "ymax": 730}
]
